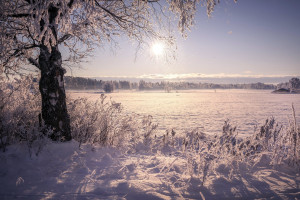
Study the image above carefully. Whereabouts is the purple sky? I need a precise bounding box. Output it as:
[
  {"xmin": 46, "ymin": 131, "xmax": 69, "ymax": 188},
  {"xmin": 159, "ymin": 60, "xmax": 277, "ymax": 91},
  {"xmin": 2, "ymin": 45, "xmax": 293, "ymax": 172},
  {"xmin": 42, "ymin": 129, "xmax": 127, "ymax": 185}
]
[{"xmin": 66, "ymin": 0, "xmax": 300, "ymax": 83}]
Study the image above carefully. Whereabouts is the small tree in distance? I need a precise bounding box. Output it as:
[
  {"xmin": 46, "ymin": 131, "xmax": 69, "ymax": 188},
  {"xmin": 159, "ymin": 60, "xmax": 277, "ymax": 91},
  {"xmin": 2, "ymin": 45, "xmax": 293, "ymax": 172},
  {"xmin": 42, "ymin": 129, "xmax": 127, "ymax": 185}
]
[
  {"xmin": 289, "ymin": 78, "xmax": 300, "ymax": 92},
  {"xmin": 0, "ymin": 0, "xmax": 228, "ymax": 141},
  {"xmin": 104, "ymin": 82, "xmax": 114, "ymax": 93}
]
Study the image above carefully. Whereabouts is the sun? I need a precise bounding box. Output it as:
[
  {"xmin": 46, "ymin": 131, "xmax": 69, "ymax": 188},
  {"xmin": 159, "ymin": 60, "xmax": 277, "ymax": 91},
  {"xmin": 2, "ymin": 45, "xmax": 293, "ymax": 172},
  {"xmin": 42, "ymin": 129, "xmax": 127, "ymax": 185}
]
[{"xmin": 151, "ymin": 42, "xmax": 165, "ymax": 56}]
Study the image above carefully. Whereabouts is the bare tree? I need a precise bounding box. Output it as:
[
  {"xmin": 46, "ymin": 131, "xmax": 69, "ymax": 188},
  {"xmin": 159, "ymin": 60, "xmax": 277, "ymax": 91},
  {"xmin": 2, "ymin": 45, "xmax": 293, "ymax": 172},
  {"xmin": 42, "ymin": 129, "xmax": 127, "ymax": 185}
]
[
  {"xmin": 289, "ymin": 78, "xmax": 300, "ymax": 91},
  {"xmin": 0, "ymin": 0, "xmax": 223, "ymax": 141}
]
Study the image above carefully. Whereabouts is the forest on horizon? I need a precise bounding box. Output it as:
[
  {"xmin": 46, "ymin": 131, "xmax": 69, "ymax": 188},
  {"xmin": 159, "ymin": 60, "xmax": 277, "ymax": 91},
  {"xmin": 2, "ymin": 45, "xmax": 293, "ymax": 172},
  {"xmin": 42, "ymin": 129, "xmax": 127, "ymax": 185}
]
[{"xmin": 63, "ymin": 76, "xmax": 300, "ymax": 91}]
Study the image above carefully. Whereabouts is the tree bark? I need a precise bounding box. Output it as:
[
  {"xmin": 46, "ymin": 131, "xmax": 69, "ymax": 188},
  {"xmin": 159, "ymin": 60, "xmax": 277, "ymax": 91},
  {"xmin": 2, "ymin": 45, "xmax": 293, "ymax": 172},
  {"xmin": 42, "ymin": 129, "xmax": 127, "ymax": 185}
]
[{"xmin": 39, "ymin": 45, "xmax": 71, "ymax": 141}]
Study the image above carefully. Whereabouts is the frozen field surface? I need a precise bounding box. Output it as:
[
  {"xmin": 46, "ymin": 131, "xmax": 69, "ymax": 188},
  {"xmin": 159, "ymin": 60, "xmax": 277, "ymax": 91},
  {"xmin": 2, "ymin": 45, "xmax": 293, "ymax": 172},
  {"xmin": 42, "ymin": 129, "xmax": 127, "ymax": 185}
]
[
  {"xmin": 1, "ymin": 141, "xmax": 300, "ymax": 200},
  {"xmin": 69, "ymin": 89, "xmax": 300, "ymax": 135}
]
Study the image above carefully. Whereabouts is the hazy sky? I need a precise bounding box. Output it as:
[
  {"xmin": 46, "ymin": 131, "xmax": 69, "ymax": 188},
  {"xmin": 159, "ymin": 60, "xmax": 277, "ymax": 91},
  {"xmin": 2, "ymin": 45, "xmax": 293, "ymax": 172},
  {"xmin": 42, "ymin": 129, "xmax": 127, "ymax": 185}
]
[{"xmin": 67, "ymin": 0, "xmax": 300, "ymax": 80}]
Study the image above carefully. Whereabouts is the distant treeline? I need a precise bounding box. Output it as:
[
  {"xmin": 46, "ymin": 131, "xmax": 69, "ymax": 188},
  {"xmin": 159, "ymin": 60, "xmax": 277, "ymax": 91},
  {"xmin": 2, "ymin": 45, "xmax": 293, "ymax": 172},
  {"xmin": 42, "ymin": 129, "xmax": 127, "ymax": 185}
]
[
  {"xmin": 64, "ymin": 76, "xmax": 137, "ymax": 91},
  {"xmin": 64, "ymin": 76, "xmax": 278, "ymax": 91},
  {"xmin": 138, "ymin": 80, "xmax": 276, "ymax": 91}
]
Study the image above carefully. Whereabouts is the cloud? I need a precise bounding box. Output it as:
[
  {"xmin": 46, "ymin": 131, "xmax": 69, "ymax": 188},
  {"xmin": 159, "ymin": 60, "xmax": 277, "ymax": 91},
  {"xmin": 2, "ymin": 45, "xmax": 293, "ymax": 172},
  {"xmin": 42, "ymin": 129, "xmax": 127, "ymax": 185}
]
[
  {"xmin": 89, "ymin": 73, "xmax": 298, "ymax": 80},
  {"xmin": 227, "ymin": 30, "xmax": 233, "ymax": 35},
  {"xmin": 87, "ymin": 73, "xmax": 299, "ymax": 84},
  {"xmin": 136, "ymin": 73, "xmax": 296, "ymax": 80}
]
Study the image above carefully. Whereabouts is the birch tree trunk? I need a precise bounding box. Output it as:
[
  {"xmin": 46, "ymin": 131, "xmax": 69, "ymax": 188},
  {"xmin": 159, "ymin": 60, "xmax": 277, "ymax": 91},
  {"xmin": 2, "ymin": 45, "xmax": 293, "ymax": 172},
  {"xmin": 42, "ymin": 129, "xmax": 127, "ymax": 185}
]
[{"xmin": 39, "ymin": 45, "xmax": 71, "ymax": 141}]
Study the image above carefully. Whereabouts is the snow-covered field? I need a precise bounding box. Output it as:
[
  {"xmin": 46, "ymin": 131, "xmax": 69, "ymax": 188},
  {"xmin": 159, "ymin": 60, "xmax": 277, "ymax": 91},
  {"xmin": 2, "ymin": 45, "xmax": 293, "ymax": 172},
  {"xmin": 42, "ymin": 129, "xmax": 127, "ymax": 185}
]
[
  {"xmin": 1, "ymin": 89, "xmax": 300, "ymax": 199},
  {"xmin": 69, "ymin": 89, "xmax": 300, "ymax": 136},
  {"xmin": 1, "ymin": 140, "xmax": 300, "ymax": 200}
]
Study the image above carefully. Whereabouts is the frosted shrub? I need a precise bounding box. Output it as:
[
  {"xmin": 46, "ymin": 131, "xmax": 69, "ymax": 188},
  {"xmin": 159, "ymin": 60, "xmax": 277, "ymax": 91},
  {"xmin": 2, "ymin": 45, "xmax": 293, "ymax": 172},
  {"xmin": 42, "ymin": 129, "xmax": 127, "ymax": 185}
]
[
  {"xmin": 0, "ymin": 76, "xmax": 158, "ymax": 153},
  {"xmin": 198, "ymin": 121, "xmax": 240, "ymax": 184},
  {"xmin": 0, "ymin": 75, "xmax": 158, "ymax": 153},
  {"xmin": 68, "ymin": 95, "xmax": 158, "ymax": 150},
  {"xmin": 0, "ymin": 76, "xmax": 50, "ymax": 154},
  {"xmin": 130, "ymin": 115, "xmax": 158, "ymax": 151},
  {"xmin": 272, "ymin": 106, "xmax": 300, "ymax": 167},
  {"xmin": 208, "ymin": 116, "xmax": 299, "ymax": 181},
  {"xmin": 252, "ymin": 118, "xmax": 281, "ymax": 152},
  {"xmin": 215, "ymin": 120, "xmax": 238, "ymax": 156},
  {"xmin": 234, "ymin": 118, "xmax": 281, "ymax": 162},
  {"xmin": 236, "ymin": 114, "xmax": 299, "ymax": 167},
  {"xmin": 158, "ymin": 129, "xmax": 176, "ymax": 151},
  {"xmin": 69, "ymin": 95, "xmax": 123, "ymax": 146},
  {"xmin": 287, "ymin": 105, "xmax": 300, "ymax": 166},
  {"xmin": 166, "ymin": 116, "xmax": 300, "ymax": 187}
]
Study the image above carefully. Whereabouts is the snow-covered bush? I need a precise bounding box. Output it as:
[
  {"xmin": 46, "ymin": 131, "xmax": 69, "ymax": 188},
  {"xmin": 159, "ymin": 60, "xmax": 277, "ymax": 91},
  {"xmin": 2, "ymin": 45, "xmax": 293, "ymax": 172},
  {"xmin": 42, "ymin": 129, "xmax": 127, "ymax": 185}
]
[
  {"xmin": 0, "ymin": 75, "xmax": 50, "ymax": 154},
  {"xmin": 70, "ymin": 95, "xmax": 133, "ymax": 147},
  {"xmin": 231, "ymin": 113, "xmax": 299, "ymax": 168},
  {"xmin": 180, "ymin": 121, "xmax": 240, "ymax": 184},
  {"xmin": 0, "ymin": 75, "xmax": 159, "ymax": 153},
  {"xmin": 270, "ymin": 105, "xmax": 300, "ymax": 167},
  {"xmin": 68, "ymin": 95, "xmax": 158, "ymax": 150},
  {"xmin": 162, "ymin": 115, "xmax": 300, "ymax": 186}
]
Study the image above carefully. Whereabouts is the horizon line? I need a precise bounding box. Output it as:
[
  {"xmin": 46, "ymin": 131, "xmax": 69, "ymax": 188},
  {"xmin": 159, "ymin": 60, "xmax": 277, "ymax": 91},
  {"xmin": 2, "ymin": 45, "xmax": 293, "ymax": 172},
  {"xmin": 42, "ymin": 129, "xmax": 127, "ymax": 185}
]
[{"xmin": 72, "ymin": 73, "xmax": 299, "ymax": 80}]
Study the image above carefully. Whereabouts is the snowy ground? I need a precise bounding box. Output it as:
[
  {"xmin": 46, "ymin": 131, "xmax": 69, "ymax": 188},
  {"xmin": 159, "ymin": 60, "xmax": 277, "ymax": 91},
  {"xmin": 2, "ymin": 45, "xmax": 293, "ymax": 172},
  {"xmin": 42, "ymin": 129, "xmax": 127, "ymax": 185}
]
[
  {"xmin": 69, "ymin": 90, "xmax": 300, "ymax": 136},
  {"xmin": 1, "ymin": 140, "xmax": 300, "ymax": 200}
]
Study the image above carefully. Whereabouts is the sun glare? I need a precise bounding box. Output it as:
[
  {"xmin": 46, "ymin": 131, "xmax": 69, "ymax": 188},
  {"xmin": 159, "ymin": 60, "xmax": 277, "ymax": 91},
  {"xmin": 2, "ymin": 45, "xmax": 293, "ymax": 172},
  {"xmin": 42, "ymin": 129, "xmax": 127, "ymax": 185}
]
[{"xmin": 151, "ymin": 42, "xmax": 165, "ymax": 56}]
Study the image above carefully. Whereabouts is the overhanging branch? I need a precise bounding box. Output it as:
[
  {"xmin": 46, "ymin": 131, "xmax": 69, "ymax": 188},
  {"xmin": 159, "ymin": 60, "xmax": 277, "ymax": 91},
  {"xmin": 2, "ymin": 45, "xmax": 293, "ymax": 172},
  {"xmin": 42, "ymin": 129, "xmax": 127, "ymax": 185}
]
[
  {"xmin": 58, "ymin": 34, "xmax": 72, "ymax": 44},
  {"xmin": 28, "ymin": 57, "xmax": 40, "ymax": 69},
  {"xmin": 7, "ymin": 13, "xmax": 30, "ymax": 18},
  {"xmin": 94, "ymin": 0, "xmax": 127, "ymax": 23}
]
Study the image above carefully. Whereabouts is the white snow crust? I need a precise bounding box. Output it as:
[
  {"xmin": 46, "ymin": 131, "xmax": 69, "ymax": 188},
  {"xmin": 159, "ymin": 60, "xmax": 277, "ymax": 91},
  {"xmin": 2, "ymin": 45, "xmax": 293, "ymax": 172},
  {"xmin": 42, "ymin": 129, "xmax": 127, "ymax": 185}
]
[{"xmin": 0, "ymin": 140, "xmax": 299, "ymax": 199}]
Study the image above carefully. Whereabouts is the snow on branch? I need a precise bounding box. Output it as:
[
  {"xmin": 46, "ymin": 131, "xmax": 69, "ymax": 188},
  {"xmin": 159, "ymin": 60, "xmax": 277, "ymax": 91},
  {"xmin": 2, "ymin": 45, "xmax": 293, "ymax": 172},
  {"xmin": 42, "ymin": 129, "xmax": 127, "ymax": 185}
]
[{"xmin": 0, "ymin": 0, "xmax": 222, "ymax": 75}]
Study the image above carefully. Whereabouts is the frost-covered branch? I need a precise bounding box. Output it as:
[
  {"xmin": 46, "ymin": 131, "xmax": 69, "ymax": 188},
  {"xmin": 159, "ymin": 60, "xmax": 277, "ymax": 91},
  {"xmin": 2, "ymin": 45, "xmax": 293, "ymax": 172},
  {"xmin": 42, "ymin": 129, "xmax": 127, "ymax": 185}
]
[
  {"xmin": 58, "ymin": 34, "xmax": 72, "ymax": 44},
  {"xmin": 28, "ymin": 57, "xmax": 40, "ymax": 69},
  {"xmin": 0, "ymin": 0, "xmax": 227, "ymax": 141},
  {"xmin": 1, "ymin": 0, "xmax": 224, "ymax": 75}
]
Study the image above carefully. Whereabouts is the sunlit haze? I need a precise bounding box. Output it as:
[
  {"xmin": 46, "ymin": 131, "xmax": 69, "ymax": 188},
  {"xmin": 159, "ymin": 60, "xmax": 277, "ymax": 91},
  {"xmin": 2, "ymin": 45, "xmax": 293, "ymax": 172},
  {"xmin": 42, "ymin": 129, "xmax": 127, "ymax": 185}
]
[
  {"xmin": 65, "ymin": 0, "xmax": 300, "ymax": 83},
  {"xmin": 151, "ymin": 42, "xmax": 165, "ymax": 57}
]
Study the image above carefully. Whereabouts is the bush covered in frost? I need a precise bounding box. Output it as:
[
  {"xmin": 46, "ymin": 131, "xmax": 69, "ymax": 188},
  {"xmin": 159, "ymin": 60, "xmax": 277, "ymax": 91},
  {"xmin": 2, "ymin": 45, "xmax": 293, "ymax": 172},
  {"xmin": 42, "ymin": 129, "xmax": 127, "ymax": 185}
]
[
  {"xmin": 0, "ymin": 75, "xmax": 158, "ymax": 153},
  {"xmin": 162, "ymin": 115, "xmax": 300, "ymax": 185},
  {"xmin": 0, "ymin": 76, "xmax": 45, "ymax": 154},
  {"xmin": 68, "ymin": 95, "xmax": 158, "ymax": 149}
]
